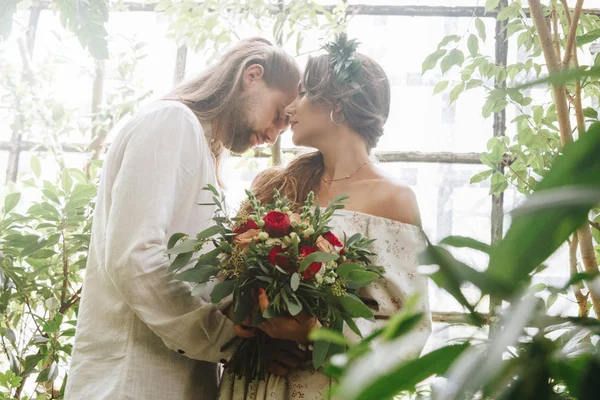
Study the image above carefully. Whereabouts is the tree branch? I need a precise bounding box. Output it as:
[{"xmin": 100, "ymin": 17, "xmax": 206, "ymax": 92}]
[
  {"xmin": 528, "ymin": 0, "xmax": 573, "ymax": 147},
  {"xmin": 563, "ymin": 0, "xmax": 584, "ymax": 66},
  {"xmin": 59, "ymin": 288, "xmax": 82, "ymax": 314},
  {"xmin": 560, "ymin": 0, "xmax": 572, "ymax": 27}
]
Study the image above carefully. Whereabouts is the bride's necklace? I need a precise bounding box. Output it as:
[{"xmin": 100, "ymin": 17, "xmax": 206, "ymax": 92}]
[{"xmin": 321, "ymin": 160, "xmax": 372, "ymax": 183}]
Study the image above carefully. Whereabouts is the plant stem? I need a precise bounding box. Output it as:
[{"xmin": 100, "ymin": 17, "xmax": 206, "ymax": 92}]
[
  {"xmin": 552, "ymin": 3, "xmax": 561, "ymax": 61},
  {"xmin": 569, "ymin": 235, "xmax": 589, "ymax": 317},
  {"xmin": 59, "ymin": 288, "xmax": 82, "ymax": 314},
  {"xmin": 562, "ymin": 0, "xmax": 584, "ymax": 66}
]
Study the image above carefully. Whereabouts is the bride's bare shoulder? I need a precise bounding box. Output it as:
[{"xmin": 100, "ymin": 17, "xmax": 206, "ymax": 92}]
[{"xmin": 365, "ymin": 178, "xmax": 422, "ymax": 227}]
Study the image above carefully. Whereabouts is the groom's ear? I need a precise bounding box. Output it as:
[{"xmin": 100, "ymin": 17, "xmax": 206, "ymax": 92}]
[{"xmin": 243, "ymin": 64, "xmax": 265, "ymax": 89}]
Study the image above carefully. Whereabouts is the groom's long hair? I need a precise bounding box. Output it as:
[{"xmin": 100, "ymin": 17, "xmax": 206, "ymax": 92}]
[
  {"xmin": 243, "ymin": 52, "xmax": 391, "ymax": 212},
  {"xmin": 164, "ymin": 38, "xmax": 299, "ymax": 183}
]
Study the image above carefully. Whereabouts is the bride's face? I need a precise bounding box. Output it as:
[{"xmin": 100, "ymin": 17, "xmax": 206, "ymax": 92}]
[{"xmin": 284, "ymin": 82, "xmax": 333, "ymax": 148}]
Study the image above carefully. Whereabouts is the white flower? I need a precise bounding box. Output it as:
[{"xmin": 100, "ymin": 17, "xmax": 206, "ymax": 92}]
[
  {"xmin": 266, "ymin": 238, "xmax": 282, "ymax": 247},
  {"xmin": 302, "ymin": 227, "xmax": 315, "ymax": 237},
  {"xmin": 258, "ymin": 232, "xmax": 269, "ymax": 241},
  {"xmin": 325, "ymin": 261, "xmax": 337, "ymax": 270},
  {"xmin": 291, "ymin": 220, "xmax": 299, "ymax": 228},
  {"xmin": 315, "ymin": 273, "xmax": 324, "ymax": 285},
  {"xmin": 282, "ymin": 206, "xmax": 290, "ymax": 213},
  {"xmin": 257, "ymin": 220, "xmax": 265, "ymax": 228},
  {"xmin": 324, "ymin": 276, "xmax": 335, "ymax": 284},
  {"xmin": 300, "ymin": 222, "xmax": 309, "ymax": 230},
  {"xmin": 290, "ymin": 232, "xmax": 299, "ymax": 242}
]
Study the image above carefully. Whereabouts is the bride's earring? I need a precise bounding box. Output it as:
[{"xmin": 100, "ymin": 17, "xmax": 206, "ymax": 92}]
[{"xmin": 330, "ymin": 110, "xmax": 345, "ymax": 126}]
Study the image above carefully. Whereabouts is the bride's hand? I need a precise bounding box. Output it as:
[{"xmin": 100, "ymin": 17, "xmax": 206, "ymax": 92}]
[{"xmin": 257, "ymin": 288, "xmax": 322, "ymax": 344}]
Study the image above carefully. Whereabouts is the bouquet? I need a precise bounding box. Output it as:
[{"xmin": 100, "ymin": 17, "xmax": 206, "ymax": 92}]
[{"xmin": 167, "ymin": 185, "xmax": 384, "ymax": 381}]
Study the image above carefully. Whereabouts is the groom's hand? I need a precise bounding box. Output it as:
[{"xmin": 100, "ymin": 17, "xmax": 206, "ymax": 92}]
[
  {"xmin": 225, "ymin": 305, "xmax": 257, "ymax": 339},
  {"xmin": 257, "ymin": 288, "xmax": 322, "ymax": 344},
  {"xmin": 265, "ymin": 338, "xmax": 311, "ymax": 376}
]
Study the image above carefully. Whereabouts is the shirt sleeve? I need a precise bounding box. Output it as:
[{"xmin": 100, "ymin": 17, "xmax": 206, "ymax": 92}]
[{"xmin": 103, "ymin": 103, "xmax": 236, "ymax": 363}]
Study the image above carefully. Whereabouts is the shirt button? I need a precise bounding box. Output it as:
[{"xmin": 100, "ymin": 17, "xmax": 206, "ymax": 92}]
[{"xmin": 178, "ymin": 349, "xmax": 185, "ymax": 354}]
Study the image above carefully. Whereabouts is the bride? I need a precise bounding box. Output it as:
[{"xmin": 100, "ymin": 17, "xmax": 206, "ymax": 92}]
[{"xmin": 218, "ymin": 37, "xmax": 432, "ymax": 399}]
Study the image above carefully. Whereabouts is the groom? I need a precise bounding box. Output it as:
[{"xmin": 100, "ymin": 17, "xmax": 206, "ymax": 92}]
[{"xmin": 66, "ymin": 38, "xmax": 300, "ymax": 400}]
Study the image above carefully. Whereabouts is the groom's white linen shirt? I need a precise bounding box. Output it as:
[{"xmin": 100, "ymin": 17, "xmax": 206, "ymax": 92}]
[{"xmin": 65, "ymin": 101, "xmax": 236, "ymax": 399}]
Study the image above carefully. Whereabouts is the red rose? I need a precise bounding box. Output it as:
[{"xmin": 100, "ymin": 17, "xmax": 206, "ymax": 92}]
[
  {"xmin": 234, "ymin": 219, "xmax": 259, "ymax": 235},
  {"xmin": 263, "ymin": 211, "xmax": 291, "ymax": 238},
  {"xmin": 268, "ymin": 246, "xmax": 289, "ymax": 268},
  {"xmin": 323, "ymin": 231, "xmax": 343, "ymax": 248},
  {"xmin": 299, "ymin": 246, "xmax": 322, "ymax": 279}
]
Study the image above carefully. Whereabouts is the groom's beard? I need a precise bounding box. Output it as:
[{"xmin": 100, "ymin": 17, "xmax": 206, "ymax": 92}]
[{"xmin": 221, "ymin": 95, "xmax": 255, "ymax": 154}]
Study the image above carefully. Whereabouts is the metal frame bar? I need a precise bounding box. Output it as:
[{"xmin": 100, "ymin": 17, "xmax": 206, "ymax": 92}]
[{"xmin": 34, "ymin": 1, "xmax": 600, "ymax": 18}]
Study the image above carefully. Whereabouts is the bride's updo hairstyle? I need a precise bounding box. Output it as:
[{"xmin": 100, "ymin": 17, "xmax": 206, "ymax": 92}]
[{"xmin": 242, "ymin": 41, "xmax": 390, "ymax": 212}]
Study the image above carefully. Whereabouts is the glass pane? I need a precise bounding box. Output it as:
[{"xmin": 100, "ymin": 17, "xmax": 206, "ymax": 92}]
[{"xmin": 344, "ymin": 15, "xmax": 496, "ymax": 152}]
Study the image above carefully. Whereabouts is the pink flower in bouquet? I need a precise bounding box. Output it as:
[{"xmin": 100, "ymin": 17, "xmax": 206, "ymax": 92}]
[
  {"xmin": 299, "ymin": 246, "xmax": 322, "ymax": 279},
  {"xmin": 323, "ymin": 231, "xmax": 343, "ymax": 248},
  {"xmin": 316, "ymin": 235, "xmax": 335, "ymax": 254},
  {"xmin": 268, "ymin": 246, "xmax": 290, "ymax": 268},
  {"xmin": 263, "ymin": 211, "xmax": 291, "ymax": 238},
  {"xmin": 234, "ymin": 219, "xmax": 259, "ymax": 235},
  {"xmin": 233, "ymin": 229, "xmax": 261, "ymax": 249}
]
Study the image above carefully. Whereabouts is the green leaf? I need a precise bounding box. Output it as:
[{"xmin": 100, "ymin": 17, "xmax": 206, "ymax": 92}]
[
  {"xmin": 583, "ymin": 107, "xmax": 598, "ymax": 120},
  {"xmin": 441, "ymin": 49, "xmax": 465, "ymax": 74},
  {"xmin": 282, "ymin": 289, "xmax": 302, "ymax": 316},
  {"xmin": 547, "ymin": 292, "xmax": 558, "ymax": 308},
  {"xmin": 339, "ymin": 294, "xmax": 373, "ymax": 318},
  {"xmin": 167, "ymin": 233, "xmax": 187, "ymax": 250},
  {"xmin": 347, "ymin": 270, "xmax": 380, "ymax": 286},
  {"xmin": 299, "ymin": 251, "xmax": 338, "ymax": 272},
  {"xmin": 62, "ymin": 169, "xmax": 73, "ymax": 193},
  {"xmin": 43, "ymin": 189, "xmax": 61, "ymax": 204},
  {"xmin": 31, "ymin": 155, "xmax": 41, "ymax": 178},
  {"xmin": 338, "ymin": 343, "xmax": 469, "ymax": 400},
  {"xmin": 421, "ymin": 49, "xmax": 446, "ymax": 74},
  {"xmin": 336, "ymin": 263, "xmax": 363, "ymax": 278},
  {"xmin": 312, "ymin": 337, "xmax": 331, "ymax": 369},
  {"xmin": 467, "ymin": 34, "xmax": 479, "ymax": 57},
  {"xmin": 433, "ymin": 80, "xmax": 449, "ymax": 95},
  {"xmin": 475, "ymin": 17, "xmax": 486, "ymax": 42},
  {"xmin": 497, "ymin": 5, "xmax": 518, "ymax": 21},
  {"xmin": 23, "ymin": 354, "xmax": 45, "ymax": 373},
  {"xmin": 470, "ymin": 169, "xmax": 493, "ymax": 184},
  {"xmin": 169, "ymin": 252, "xmax": 193, "ymax": 273},
  {"xmin": 196, "ymin": 225, "xmax": 224, "ymax": 240},
  {"xmin": 485, "ymin": 0, "xmax": 499, "ymax": 12},
  {"xmin": 490, "ymin": 171, "xmax": 509, "ymax": 195},
  {"xmin": 3, "ymin": 193, "xmax": 20, "ymax": 214},
  {"xmin": 291, "ymin": 273, "xmax": 300, "ymax": 291},
  {"xmin": 449, "ymin": 83, "xmax": 465, "ymax": 104},
  {"xmin": 309, "ymin": 328, "xmax": 349, "ymax": 346},
  {"xmin": 440, "ymin": 236, "xmax": 491, "ymax": 254},
  {"xmin": 175, "ymin": 264, "xmax": 216, "ymax": 283},
  {"xmin": 577, "ymin": 29, "xmax": 600, "ymax": 46},
  {"xmin": 211, "ymin": 280, "xmax": 235, "ymax": 303},
  {"xmin": 166, "ymin": 239, "xmax": 199, "ymax": 255},
  {"xmin": 36, "ymin": 361, "xmax": 59, "ymax": 382},
  {"xmin": 437, "ymin": 35, "xmax": 461, "ymax": 49}
]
